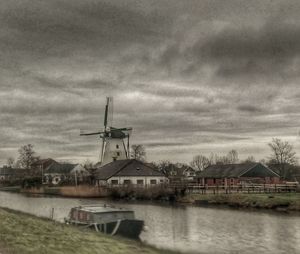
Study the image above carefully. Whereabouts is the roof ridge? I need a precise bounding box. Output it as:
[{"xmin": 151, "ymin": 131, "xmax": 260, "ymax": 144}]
[
  {"xmin": 262, "ymin": 164, "xmax": 280, "ymax": 177},
  {"xmin": 106, "ymin": 159, "xmax": 133, "ymax": 179},
  {"xmin": 238, "ymin": 163, "xmax": 259, "ymax": 177}
]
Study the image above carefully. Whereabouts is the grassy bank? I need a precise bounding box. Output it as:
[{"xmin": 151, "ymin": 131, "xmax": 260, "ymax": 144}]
[
  {"xmin": 178, "ymin": 193, "xmax": 300, "ymax": 211},
  {"xmin": 0, "ymin": 186, "xmax": 21, "ymax": 192},
  {"xmin": 0, "ymin": 208, "xmax": 178, "ymax": 254}
]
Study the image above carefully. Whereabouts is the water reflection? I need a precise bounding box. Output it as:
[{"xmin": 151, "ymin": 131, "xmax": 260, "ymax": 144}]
[{"xmin": 0, "ymin": 191, "xmax": 299, "ymax": 254}]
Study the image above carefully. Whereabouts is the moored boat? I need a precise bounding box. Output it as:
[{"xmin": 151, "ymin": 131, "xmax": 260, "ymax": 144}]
[{"xmin": 64, "ymin": 204, "xmax": 144, "ymax": 239}]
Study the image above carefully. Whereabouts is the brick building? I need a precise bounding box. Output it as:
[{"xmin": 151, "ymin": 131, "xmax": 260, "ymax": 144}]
[{"xmin": 197, "ymin": 162, "xmax": 280, "ymax": 186}]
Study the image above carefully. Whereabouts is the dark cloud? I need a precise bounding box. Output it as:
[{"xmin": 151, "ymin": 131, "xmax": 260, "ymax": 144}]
[
  {"xmin": 0, "ymin": 0, "xmax": 170, "ymax": 58},
  {"xmin": 0, "ymin": 0, "xmax": 300, "ymax": 164},
  {"xmin": 190, "ymin": 20, "xmax": 300, "ymax": 80},
  {"xmin": 237, "ymin": 105, "xmax": 262, "ymax": 113}
]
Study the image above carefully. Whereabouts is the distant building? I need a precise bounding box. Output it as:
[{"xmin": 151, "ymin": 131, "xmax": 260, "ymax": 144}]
[
  {"xmin": 197, "ymin": 162, "xmax": 280, "ymax": 186},
  {"xmin": 168, "ymin": 164, "xmax": 196, "ymax": 184},
  {"xmin": 31, "ymin": 158, "xmax": 58, "ymax": 171},
  {"xmin": 31, "ymin": 158, "xmax": 58, "ymax": 177},
  {"xmin": 44, "ymin": 163, "xmax": 90, "ymax": 185},
  {"xmin": 0, "ymin": 167, "xmax": 26, "ymax": 182},
  {"xmin": 94, "ymin": 159, "xmax": 169, "ymax": 187}
]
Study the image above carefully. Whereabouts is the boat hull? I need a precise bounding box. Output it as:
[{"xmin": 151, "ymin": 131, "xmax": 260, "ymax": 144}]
[
  {"xmin": 105, "ymin": 219, "xmax": 144, "ymax": 239},
  {"xmin": 66, "ymin": 219, "xmax": 144, "ymax": 239}
]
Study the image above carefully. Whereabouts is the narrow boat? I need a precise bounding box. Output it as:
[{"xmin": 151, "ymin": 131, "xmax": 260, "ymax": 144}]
[{"xmin": 64, "ymin": 204, "xmax": 144, "ymax": 239}]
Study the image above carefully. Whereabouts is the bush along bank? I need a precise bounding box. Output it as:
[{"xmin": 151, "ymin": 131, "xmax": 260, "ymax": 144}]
[{"xmin": 109, "ymin": 185, "xmax": 176, "ymax": 201}]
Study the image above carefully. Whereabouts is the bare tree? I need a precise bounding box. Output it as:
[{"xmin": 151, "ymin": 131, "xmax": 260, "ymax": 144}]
[
  {"xmin": 17, "ymin": 144, "xmax": 39, "ymax": 169},
  {"xmin": 268, "ymin": 138, "xmax": 297, "ymax": 178},
  {"xmin": 206, "ymin": 150, "xmax": 239, "ymax": 165},
  {"xmin": 155, "ymin": 160, "xmax": 172, "ymax": 176},
  {"xmin": 83, "ymin": 159, "xmax": 94, "ymax": 169},
  {"xmin": 215, "ymin": 155, "xmax": 230, "ymax": 165},
  {"xmin": 227, "ymin": 149, "xmax": 239, "ymax": 164},
  {"xmin": 131, "ymin": 144, "xmax": 146, "ymax": 161},
  {"xmin": 6, "ymin": 157, "xmax": 15, "ymax": 168},
  {"xmin": 243, "ymin": 156, "xmax": 256, "ymax": 163},
  {"xmin": 190, "ymin": 155, "xmax": 210, "ymax": 171}
]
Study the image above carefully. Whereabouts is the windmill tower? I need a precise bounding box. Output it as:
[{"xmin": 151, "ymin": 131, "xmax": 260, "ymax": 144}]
[{"xmin": 80, "ymin": 97, "xmax": 132, "ymax": 166}]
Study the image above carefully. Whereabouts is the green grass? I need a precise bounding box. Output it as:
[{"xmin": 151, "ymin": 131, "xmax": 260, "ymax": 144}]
[
  {"xmin": 181, "ymin": 193, "xmax": 300, "ymax": 210},
  {"xmin": 0, "ymin": 208, "xmax": 179, "ymax": 254},
  {"xmin": 0, "ymin": 186, "xmax": 21, "ymax": 192}
]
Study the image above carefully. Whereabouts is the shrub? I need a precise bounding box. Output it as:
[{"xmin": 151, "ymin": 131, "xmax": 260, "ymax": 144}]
[{"xmin": 22, "ymin": 177, "xmax": 42, "ymax": 188}]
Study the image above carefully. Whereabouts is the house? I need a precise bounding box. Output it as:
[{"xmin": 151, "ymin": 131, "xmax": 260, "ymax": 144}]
[
  {"xmin": 31, "ymin": 158, "xmax": 59, "ymax": 177},
  {"xmin": 168, "ymin": 163, "xmax": 196, "ymax": 183},
  {"xmin": 44, "ymin": 163, "xmax": 90, "ymax": 185},
  {"xmin": 94, "ymin": 159, "xmax": 169, "ymax": 187},
  {"xmin": 0, "ymin": 167, "xmax": 27, "ymax": 182},
  {"xmin": 31, "ymin": 158, "xmax": 58, "ymax": 171},
  {"xmin": 197, "ymin": 162, "xmax": 281, "ymax": 186}
]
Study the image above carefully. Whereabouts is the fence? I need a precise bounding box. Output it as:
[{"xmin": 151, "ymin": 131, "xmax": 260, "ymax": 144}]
[{"xmin": 169, "ymin": 182, "xmax": 299, "ymax": 194}]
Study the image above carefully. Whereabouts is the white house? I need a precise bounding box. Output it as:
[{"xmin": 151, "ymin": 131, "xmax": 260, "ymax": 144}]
[{"xmin": 94, "ymin": 159, "xmax": 168, "ymax": 187}]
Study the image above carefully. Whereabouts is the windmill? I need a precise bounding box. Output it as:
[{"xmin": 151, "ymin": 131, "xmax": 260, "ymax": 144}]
[{"xmin": 80, "ymin": 97, "xmax": 132, "ymax": 166}]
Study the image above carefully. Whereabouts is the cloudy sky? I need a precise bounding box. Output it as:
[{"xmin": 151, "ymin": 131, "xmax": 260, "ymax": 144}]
[{"xmin": 1, "ymin": 0, "xmax": 300, "ymax": 165}]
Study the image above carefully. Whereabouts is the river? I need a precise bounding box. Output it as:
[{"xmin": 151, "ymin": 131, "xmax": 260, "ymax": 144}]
[{"xmin": 0, "ymin": 191, "xmax": 299, "ymax": 254}]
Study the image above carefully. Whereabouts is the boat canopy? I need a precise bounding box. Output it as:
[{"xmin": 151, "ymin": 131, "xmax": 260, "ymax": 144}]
[{"xmin": 72, "ymin": 205, "xmax": 133, "ymax": 214}]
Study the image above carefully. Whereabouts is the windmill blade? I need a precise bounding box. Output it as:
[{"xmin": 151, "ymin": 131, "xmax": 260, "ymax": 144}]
[
  {"xmin": 108, "ymin": 97, "xmax": 113, "ymax": 127},
  {"xmin": 100, "ymin": 138, "xmax": 105, "ymax": 164},
  {"xmin": 80, "ymin": 131, "xmax": 105, "ymax": 136},
  {"xmin": 110, "ymin": 127, "xmax": 132, "ymax": 132},
  {"xmin": 104, "ymin": 97, "xmax": 109, "ymax": 129}
]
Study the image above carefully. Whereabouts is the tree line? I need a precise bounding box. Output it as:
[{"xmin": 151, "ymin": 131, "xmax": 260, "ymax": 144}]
[
  {"xmin": 3, "ymin": 138, "xmax": 299, "ymax": 180},
  {"xmin": 155, "ymin": 138, "xmax": 299, "ymax": 180}
]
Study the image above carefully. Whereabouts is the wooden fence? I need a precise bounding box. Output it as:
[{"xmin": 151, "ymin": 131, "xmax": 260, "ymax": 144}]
[
  {"xmin": 169, "ymin": 182, "xmax": 299, "ymax": 194},
  {"xmin": 98, "ymin": 182, "xmax": 298, "ymax": 194}
]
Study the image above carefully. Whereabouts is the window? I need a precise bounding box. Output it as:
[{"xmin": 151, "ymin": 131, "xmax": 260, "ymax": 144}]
[
  {"xmin": 116, "ymin": 144, "xmax": 119, "ymax": 149},
  {"xmin": 117, "ymin": 152, "xmax": 120, "ymax": 156},
  {"xmin": 111, "ymin": 180, "xmax": 118, "ymax": 185},
  {"xmin": 79, "ymin": 211, "xmax": 84, "ymax": 220},
  {"xmin": 160, "ymin": 179, "xmax": 164, "ymax": 183},
  {"xmin": 123, "ymin": 180, "xmax": 131, "ymax": 185},
  {"xmin": 137, "ymin": 179, "xmax": 144, "ymax": 185},
  {"xmin": 150, "ymin": 179, "xmax": 157, "ymax": 185}
]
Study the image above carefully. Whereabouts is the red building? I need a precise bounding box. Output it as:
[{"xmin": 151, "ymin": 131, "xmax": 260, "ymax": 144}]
[{"xmin": 197, "ymin": 162, "xmax": 281, "ymax": 186}]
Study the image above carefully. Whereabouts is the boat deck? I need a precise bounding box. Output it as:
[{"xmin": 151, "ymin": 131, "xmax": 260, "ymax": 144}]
[{"xmin": 72, "ymin": 204, "xmax": 133, "ymax": 214}]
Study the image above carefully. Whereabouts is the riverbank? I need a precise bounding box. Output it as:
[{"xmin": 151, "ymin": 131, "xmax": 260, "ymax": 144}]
[
  {"xmin": 1, "ymin": 186, "xmax": 299, "ymax": 212},
  {"xmin": 20, "ymin": 185, "xmax": 109, "ymax": 198},
  {"xmin": 178, "ymin": 193, "xmax": 300, "ymax": 211},
  {"xmin": 0, "ymin": 185, "xmax": 174, "ymax": 200},
  {"xmin": 0, "ymin": 208, "xmax": 179, "ymax": 254}
]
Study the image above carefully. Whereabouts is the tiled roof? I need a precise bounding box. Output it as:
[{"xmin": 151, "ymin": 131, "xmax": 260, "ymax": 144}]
[
  {"xmin": 95, "ymin": 159, "xmax": 164, "ymax": 180},
  {"xmin": 45, "ymin": 163, "xmax": 77, "ymax": 174},
  {"xmin": 197, "ymin": 163, "xmax": 279, "ymax": 178},
  {"xmin": 31, "ymin": 158, "xmax": 57, "ymax": 167}
]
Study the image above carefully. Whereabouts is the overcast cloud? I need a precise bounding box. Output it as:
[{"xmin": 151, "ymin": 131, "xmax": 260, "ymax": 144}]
[{"xmin": 1, "ymin": 0, "xmax": 300, "ymax": 164}]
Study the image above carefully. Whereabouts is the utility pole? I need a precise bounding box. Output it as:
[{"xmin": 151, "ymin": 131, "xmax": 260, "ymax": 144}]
[
  {"xmin": 41, "ymin": 164, "xmax": 43, "ymax": 184},
  {"xmin": 75, "ymin": 170, "xmax": 78, "ymax": 187}
]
